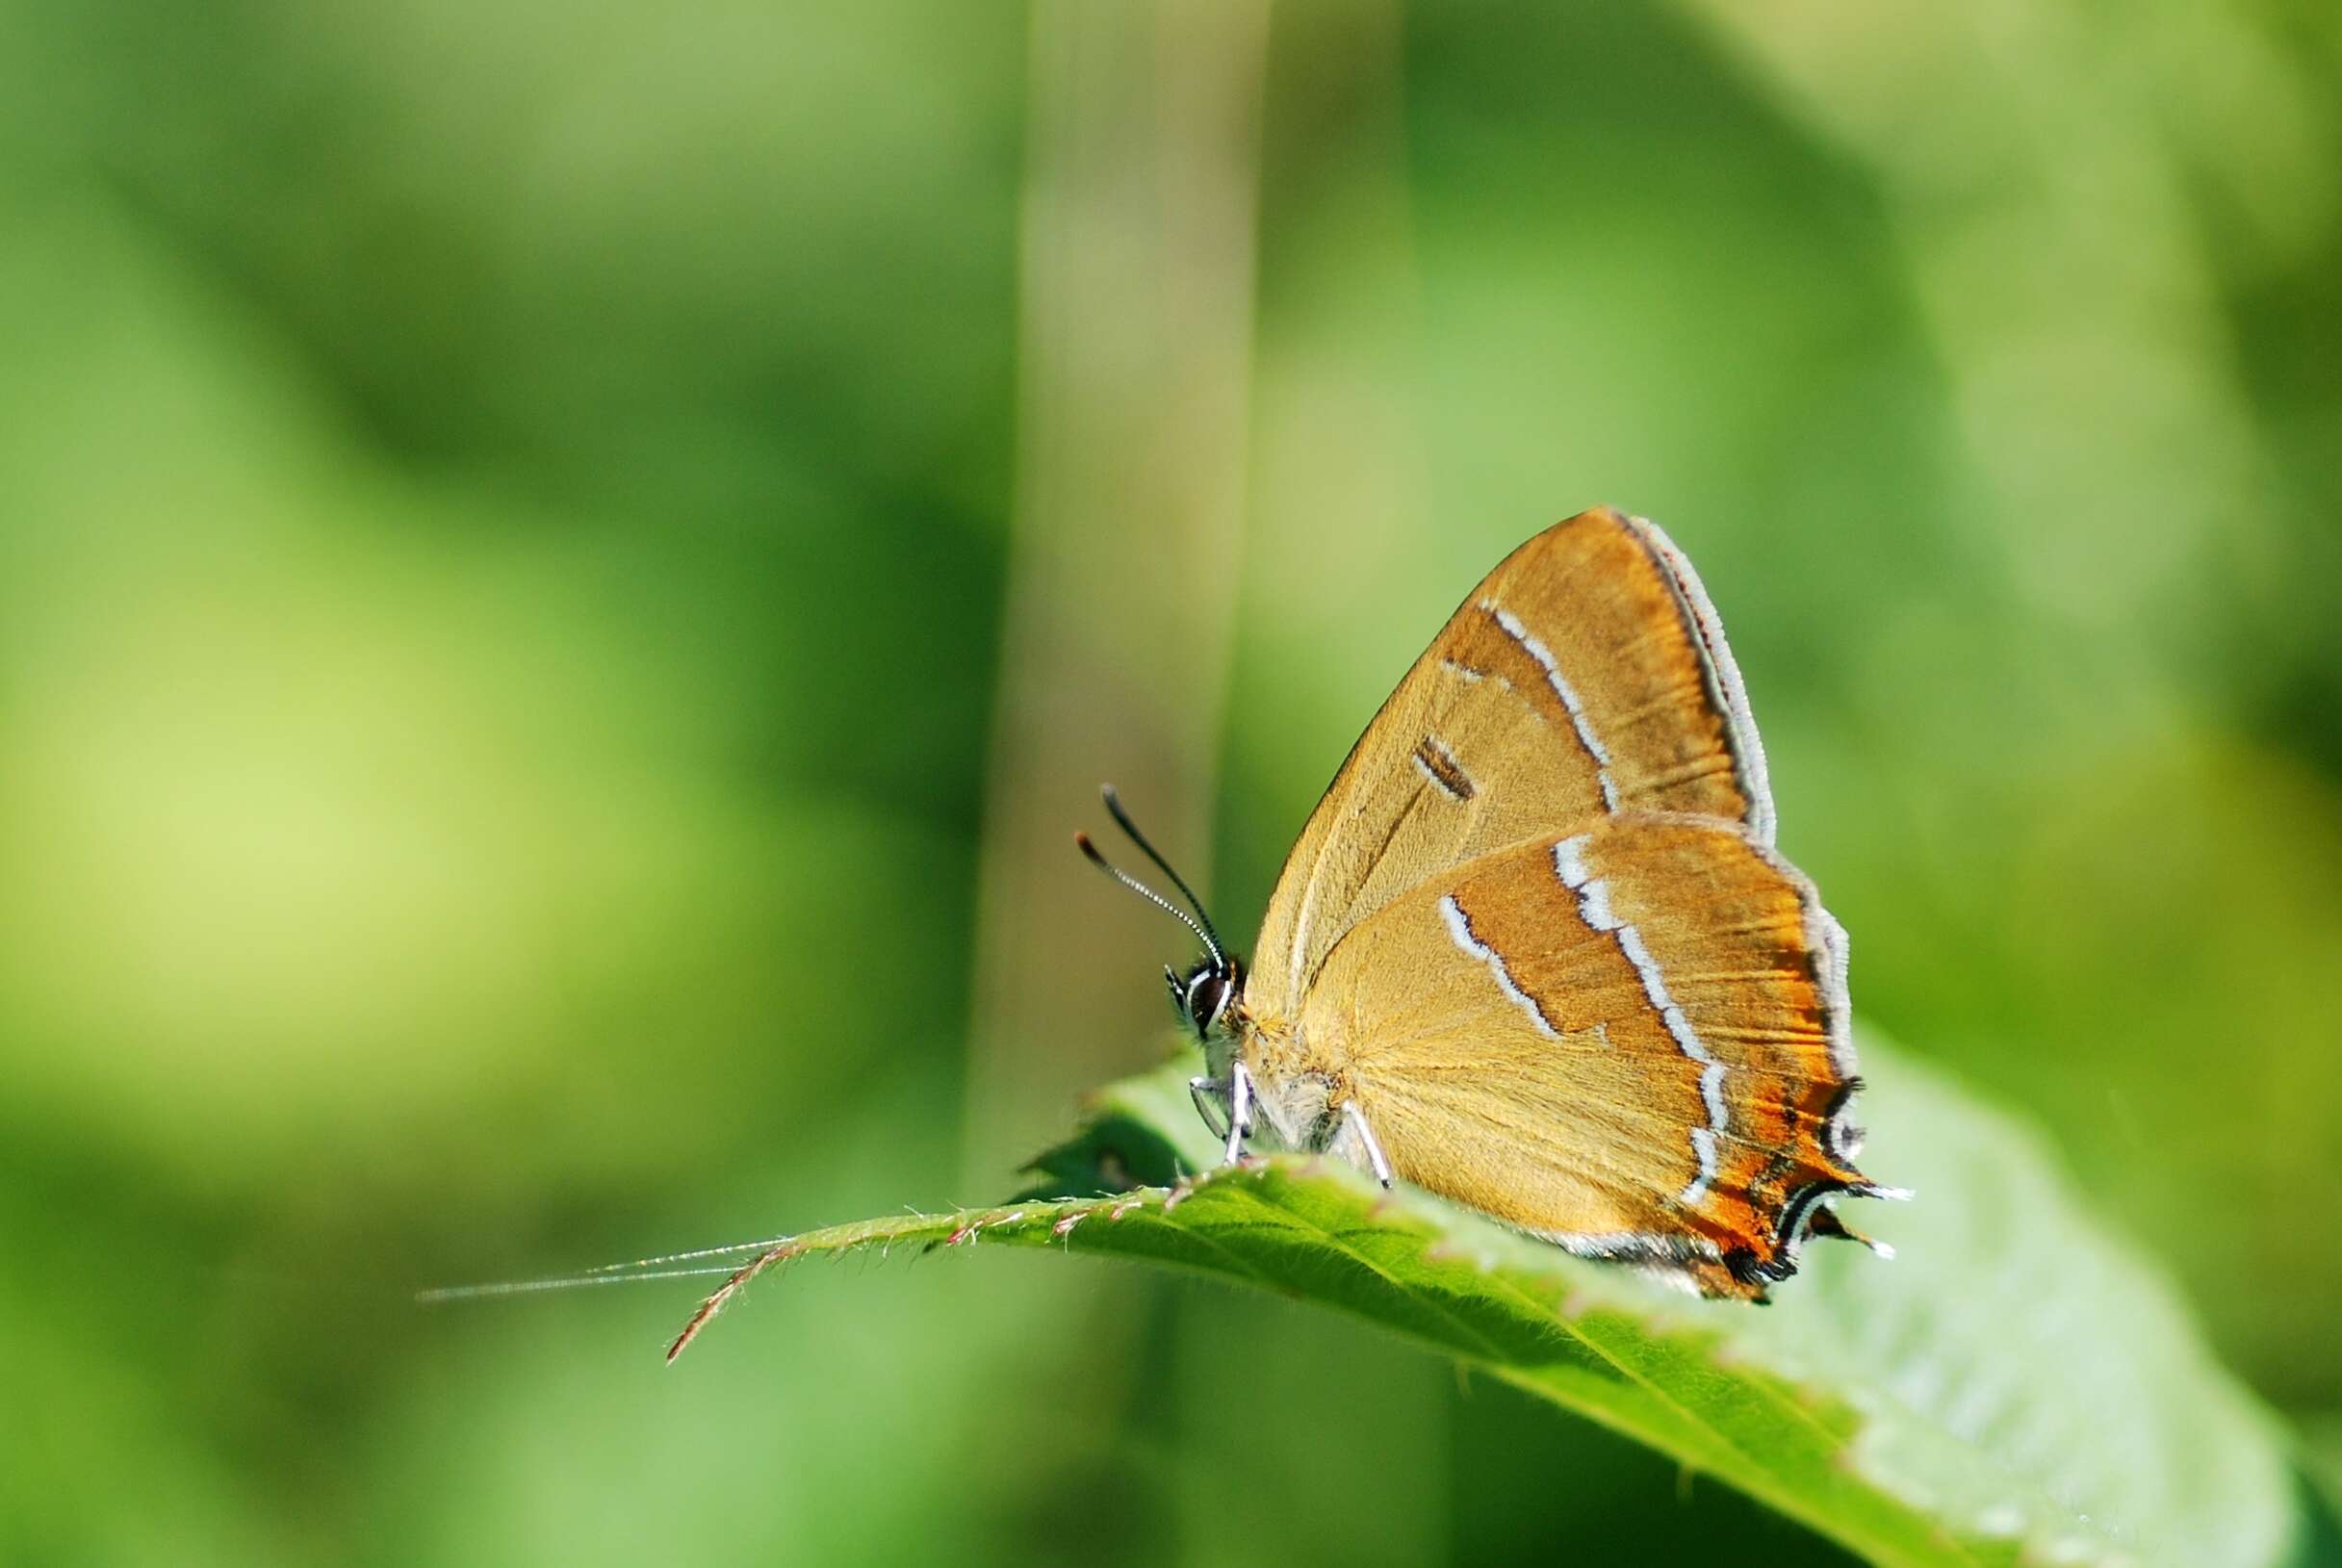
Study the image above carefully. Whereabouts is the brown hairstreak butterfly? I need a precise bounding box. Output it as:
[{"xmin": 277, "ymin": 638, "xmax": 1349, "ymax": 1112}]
[{"xmin": 1078, "ymin": 508, "xmax": 1905, "ymax": 1298}]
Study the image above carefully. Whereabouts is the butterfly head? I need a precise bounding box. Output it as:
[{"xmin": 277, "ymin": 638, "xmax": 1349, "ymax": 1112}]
[
  {"xmin": 1076, "ymin": 784, "xmax": 1243, "ymax": 1046},
  {"xmin": 1166, "ymin": 952, "xmax": 1245, "ymax": 1042}
]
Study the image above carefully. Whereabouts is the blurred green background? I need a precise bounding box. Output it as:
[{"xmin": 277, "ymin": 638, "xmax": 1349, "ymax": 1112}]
[{"xmin": 4, "ymin": 1, "xmax": 2339, "ymax": 1562}]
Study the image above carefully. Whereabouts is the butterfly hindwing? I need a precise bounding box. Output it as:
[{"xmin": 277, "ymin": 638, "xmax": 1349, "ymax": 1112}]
[
  {"xmin": 1246, "ymin": 509, "xmax": 1773, "ymax": 1021},
  {"xmin": 1276, "ymin": 812, "xmax": 1866, "ymax": 1295}
]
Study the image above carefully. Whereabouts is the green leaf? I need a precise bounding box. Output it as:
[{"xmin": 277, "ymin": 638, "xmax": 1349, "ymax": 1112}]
[
  {"xmin": 674, "ymin": 1037, "xmax": 2301, "ymax": 1568},
  {"xmin": 1006, "ymin": 1061, "xmax": 1207, "ymax": 1200}
]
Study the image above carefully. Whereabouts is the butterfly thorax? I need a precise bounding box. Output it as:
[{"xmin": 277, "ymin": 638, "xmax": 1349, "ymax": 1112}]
[{"xmin": 1231, "ymin": 1009, "xmax": 1350, "ymax": 1153}]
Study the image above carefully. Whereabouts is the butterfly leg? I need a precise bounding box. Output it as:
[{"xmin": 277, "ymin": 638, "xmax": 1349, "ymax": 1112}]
[
  {"xmin": 1222, "ymin": 1060, "xmax": 1255, "ymax": 1165},
  {"xmin": 1189, "ymin": 1075, "xmax": 1232, "ymax": 1143},
  {"xmin": 1337, "ymin": 1099, "xmax": 1395, "ymax": 1189}
]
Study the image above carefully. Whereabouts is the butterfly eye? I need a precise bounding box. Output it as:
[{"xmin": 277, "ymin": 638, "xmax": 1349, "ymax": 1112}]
[
  {"xmin": 1180, "ymin": 964, "xmax": 1239, "ymax": 1040},
  {"xmin": 1184, "ymin": 971, "xmax": 1218, "ymax": 1031}
]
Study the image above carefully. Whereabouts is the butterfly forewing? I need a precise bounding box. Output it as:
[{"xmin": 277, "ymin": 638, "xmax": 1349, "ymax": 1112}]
[
  {"xmin": 1247, "ymin": 509, "xmax": 1773, "ymax": 1019},
  {"xmin": 1290, "ymin": 812, "xmax": 1864, "ymax": 1295}
]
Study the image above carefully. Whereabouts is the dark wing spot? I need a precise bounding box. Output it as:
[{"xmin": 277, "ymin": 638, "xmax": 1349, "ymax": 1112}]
[{"xmin": 1411, "ymin": 736, "xmax": 1477, "ymax": 802}]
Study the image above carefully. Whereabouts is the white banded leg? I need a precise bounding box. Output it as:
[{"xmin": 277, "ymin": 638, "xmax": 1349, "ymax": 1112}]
[
  {"xmin": 1339, "ymin": 1099, "xmax": 1394, "ymax": 1189},
  {"xmin": 1189, "ymin": 1067, "xmax": 1256, "ymax": 1163},
  {"xmin": 1222, "ymin": 1060, "xmax": 1254, "ymax": 1165}
]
